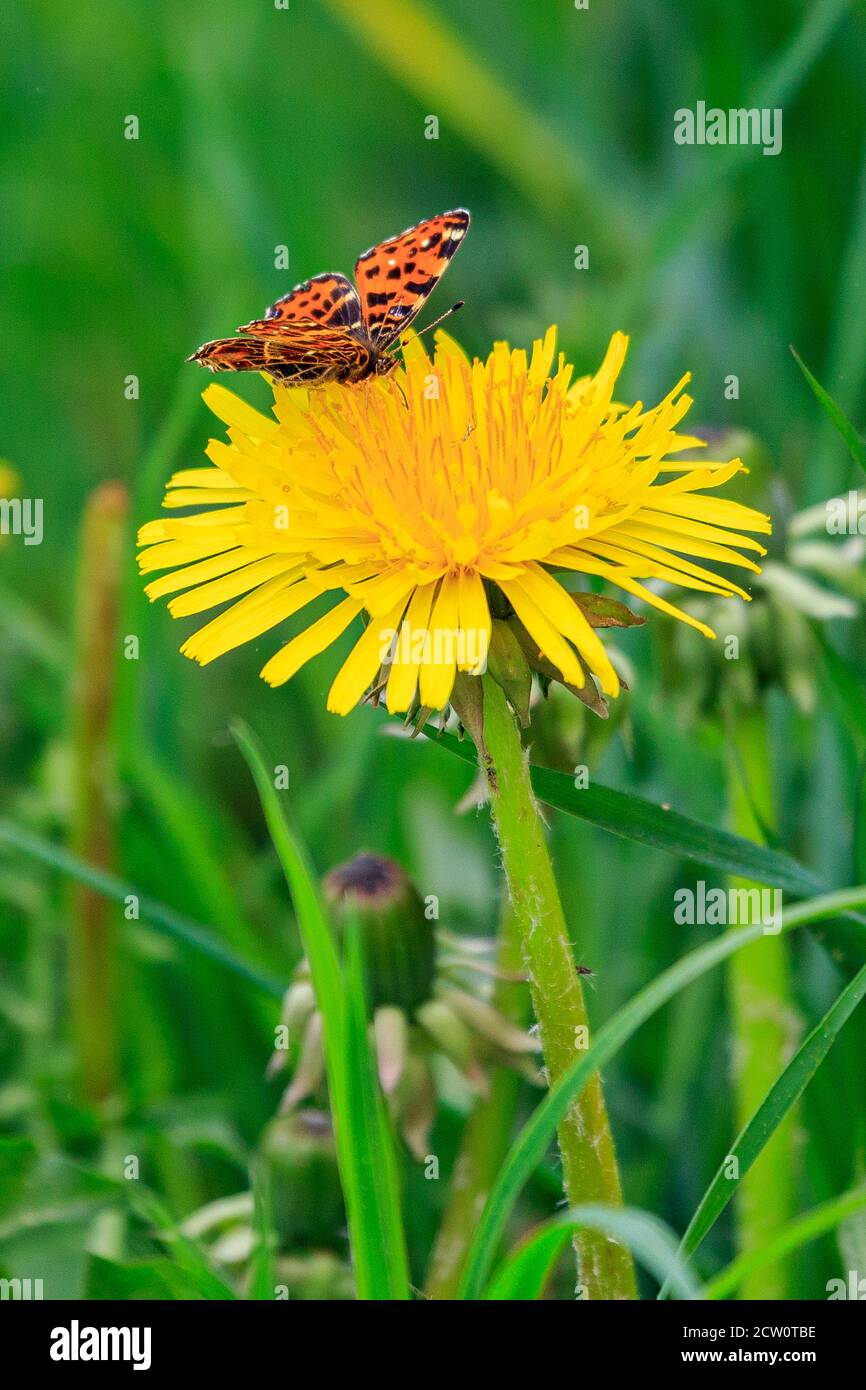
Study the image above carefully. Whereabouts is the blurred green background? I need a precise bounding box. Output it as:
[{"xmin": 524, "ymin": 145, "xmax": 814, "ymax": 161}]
[{"xmin": 2, "ymin": 0, "xmax": 866, "ymax": 1299}]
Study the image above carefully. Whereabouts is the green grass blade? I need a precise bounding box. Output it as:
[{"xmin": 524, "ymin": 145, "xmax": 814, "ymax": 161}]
[
  {"xmin": 230, "ymin": 722, "xmax": 343, "ymax": 1027},
  {"xmin": 342, "ymin": 910, "xmax": 411, "ymax": 1300},
  {"xmin": 458, "ymin": 888, "xmax": 866, "ymax": 1299},
  {"xmin": 485, "ymin": 1204, "xmax": 699, "ymax": 1301},
  {"xmin": 246, "ymin": 1160, "xmax": 277, "ymax": 1301},
  {"xmin": 660, "ymin": 954, "xmax": 866, "ymax": 1296},
  {"xmin": 431, "ymin": 729, "xmax": 822, "ymax": 896},
  {"xmin": 815, "ymin": 627, "xmax": 866, "ymax": 741},
  {"xmin": 791, "ymin": 345, "xmax": 866, "ymax": 475},
  {"xmin": 704, "ymin": 1186, "xmax": 866, "ymax": 1300},
  {"xmin": 0, "ymin": 818, "xmax": 286, "ymax": 998},
  {"xmin": 231, "ymin": 721, "xmax": 410, "ymax": 1301},
  {"xmin": 131, "ymin": 1189, "xmax": 238, "ymax": 1301}
]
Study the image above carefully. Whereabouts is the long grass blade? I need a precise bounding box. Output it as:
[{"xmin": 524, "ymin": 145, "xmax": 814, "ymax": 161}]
[
  {"xmin": 485, "ymin": 1204, "xmax": 699, "ymax": 1301},
  {"xmin": 0, "ymin": 818, "xmax": 286, "ymax": 998},
  {"xmin": 704, "ymin": 1187, "xmax": 866, "ymax": 1300},
  {"xmin": 660, "ymin": 954, "xmax": 866, "ymax": 1295},
  {"xmin": 458, "ymin": 888, "xmax": 866, "ymax": 1299},
  {"xmin": 432, "ymin": 728, "xmax": 823, "ymax": 896},
  {"xmin": 231, "ymin": 720, "xmax": 410, "ymax": 1300},
  {"xmin": 791, "ymin": 345, "xmax": 866, "ymax": 475}
]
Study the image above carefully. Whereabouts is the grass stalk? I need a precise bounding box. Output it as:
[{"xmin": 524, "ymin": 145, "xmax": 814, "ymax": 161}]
[
  {"xmin": 68, "ymin": 482, "xmax": 128, "ymax": 1103},
  {"xmin": 726, "ymin": 704, "xmax": 798, "ymax": 1299},
  {"xmin": 478, "ymin": 674, "xmax": 636, "ymax": 1300}
]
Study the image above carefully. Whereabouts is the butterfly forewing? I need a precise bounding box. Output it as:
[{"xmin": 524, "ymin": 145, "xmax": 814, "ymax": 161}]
[
  {"xmin": 241, "ymin": 272, "xmax": 365, "ymax": 333},
  {"xmin": 354, "ymin": 209, "xmax": 470, "ymax": 348}
]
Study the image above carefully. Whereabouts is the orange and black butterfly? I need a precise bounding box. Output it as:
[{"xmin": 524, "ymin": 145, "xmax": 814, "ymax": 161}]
[{"xmin": 188, "ymin": 209, "xmax": 470, "ymax": 386}]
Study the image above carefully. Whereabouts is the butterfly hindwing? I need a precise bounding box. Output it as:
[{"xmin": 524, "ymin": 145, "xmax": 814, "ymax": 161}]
[
  {"xmin": 189, "ymin": 321, "xmax": 372, "ymax": 384},
  {"xmin": 354, "ymin": 209, "xmax": 470, "ymax": 348},
  {"xmin": 242, "ymin": 272, "xmax": 364, "ymax": 333}
]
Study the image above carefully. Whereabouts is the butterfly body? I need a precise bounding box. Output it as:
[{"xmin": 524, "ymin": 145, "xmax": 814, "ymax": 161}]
[{"xmin": 189, "ymin": 209, "xmax": 470, "ymax": 387}]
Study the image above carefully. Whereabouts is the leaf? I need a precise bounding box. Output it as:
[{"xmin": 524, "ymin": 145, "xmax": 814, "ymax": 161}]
[
  {"xmin": 85, "ymin": 1253, "xmax": 206, "ymax": 1301},
  {"xmin": 431, "ymin": 729, "xmax": 822, "ymax": 897},
  {"xmin": 661, "ymin": 954, "xmax": 866, "ymax": 1295},
  {"xmin": 231, "ymin": 721, "xmax": 410, "ymax": 1301},
  {"xmin": 791, "ymin": 345, "xmax": 866, "ymax": 475},
  {"xmin": 704, "ymin": 1186, "xmax": 866, "ymax": 1300},
  {"xmin": 131, "ymin": 1189, "xmax": 238, "ymax": 1300},
  {"xmin": 485, "ymin": 1204, "xmax": 699, "ymax": 1301},
  {"xmin": 458, "ymin": 887, "xmax": 866, "ymax": 1299},
  {"xmin": 569, "ymin": 591, "xmax": 646, "ymax": 629},
  {"xmin": 0, "ymin": 1151, "xmax": 122, "ymax": 1242},
  {"xmin": 0, "ymin": 818, "xmax": 286, "ymax": 999}
]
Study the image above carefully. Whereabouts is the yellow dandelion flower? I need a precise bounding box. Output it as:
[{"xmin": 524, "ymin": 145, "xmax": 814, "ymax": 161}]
[{"xmin": 138, "ymin": 328, "xmax": 771, "ymax": 715}]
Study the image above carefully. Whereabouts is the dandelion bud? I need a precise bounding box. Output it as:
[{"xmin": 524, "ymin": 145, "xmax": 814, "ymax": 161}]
[
  {"xmin": 324, "ymin": 853, "xmax": 436, "ymax": 1014},
  {"xmin": 260, "ymin": 1109, "xmax": 344, "ymax": 1248},
  {"xmin": 486, "ymin": 619, "xmax": 532, "ymax": 726}
]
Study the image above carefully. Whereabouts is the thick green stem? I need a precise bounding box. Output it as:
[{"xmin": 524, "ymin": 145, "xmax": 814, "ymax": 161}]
[
  {"xmin": 478, "ymin": 674, "xmax": 636, "ymax": 1299},
  {"xmin": 727, "ymin": 705, "xmax": 798, "ymax": 1299},
  {"xmin": 69, "ymin": 482, "xmax": 127, "ymax": 1103},
  {"xmin": 424, "ymin": 899, "xmax": 528, "ymax": 1299}
]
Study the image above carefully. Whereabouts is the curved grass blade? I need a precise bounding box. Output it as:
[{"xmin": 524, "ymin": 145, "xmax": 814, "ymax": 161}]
[
  {"xmin": 660, "ymin": 953, "xmax": 866, "ymax": 1296},
  {"xmin": 0, "ymin": 818, "xmax": 285, "ymax": 999},
  {"xmin": 131, "ymin": 1189, "xmax": 238, "ymax": 1300},
  {"xmin": 815, "ymin": 627, "xmax": 866, "ymax": 745},
  {"xmin": 431, "ymin": 728, "xmax": 822, "ymax": 896},
  {"xmin": 458, "ymin": 888, "xmax": 866, "ymax": 1300},
  {"xmin": 231, "ymin": 721, "xmax": 410, "ymax": 1301},
  {"xmin": 704, "ymin": 1186, "xmax": 866, "ymax": 1301},
  {"xmin": 485, "ymin": 1204, "xmax": 699, "ymax": 1302},
  {"xmin": 791, "ymin": 345, "xmax": 866, "ymax": 475}
]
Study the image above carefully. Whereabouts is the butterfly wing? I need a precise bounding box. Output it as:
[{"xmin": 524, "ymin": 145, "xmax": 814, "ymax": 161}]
[
  {"xmin": 188, "ymin": 321, "xmax": 372, "ymax": 385},
  {"xmin": 242, "ymin": 272, "xmax": 364, "ymax": 333},
  {"xmin": 354, "ymin": 209, "xmax": 470, "ymax": 348}
]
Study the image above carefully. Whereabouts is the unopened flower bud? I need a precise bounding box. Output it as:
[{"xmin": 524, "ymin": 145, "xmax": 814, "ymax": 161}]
[{"xmin": 324, "ymin": 853, "xmax": 436, "ymax": 1014}]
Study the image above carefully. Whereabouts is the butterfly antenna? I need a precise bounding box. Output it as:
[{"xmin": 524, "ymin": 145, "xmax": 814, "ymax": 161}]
[{"xmin": 402, "ymin": 300, "xmax": 465, "ymax": 347}]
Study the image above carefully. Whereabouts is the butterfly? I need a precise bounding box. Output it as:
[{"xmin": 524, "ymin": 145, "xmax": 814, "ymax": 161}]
[{"xmin": 188, "ymin": 209, "xmax": 470, "ymax": 386}]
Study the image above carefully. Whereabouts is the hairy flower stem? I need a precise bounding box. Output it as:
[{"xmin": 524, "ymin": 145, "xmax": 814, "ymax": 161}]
[
  {"xmin": 479, "ymin": 675, "xmax": 637, "ymax": 1299},
  {"xmin": 424, "ymin": 899, "xmax": 528, "ymax": 1299},
  {"xmin": 726, "ymin": 705, "xmax": 798, "ymax": 1299}
]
